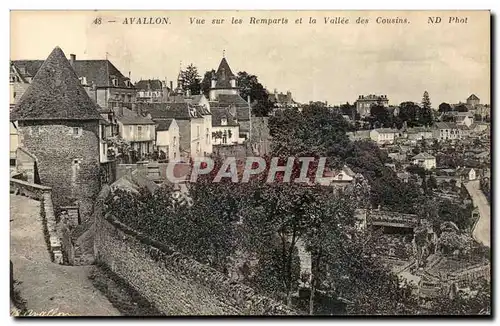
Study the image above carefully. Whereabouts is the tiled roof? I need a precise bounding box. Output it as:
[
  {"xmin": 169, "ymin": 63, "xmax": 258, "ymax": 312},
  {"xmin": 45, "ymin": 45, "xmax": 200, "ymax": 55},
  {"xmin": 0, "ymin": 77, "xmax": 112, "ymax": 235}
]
[
  {"xmin": 211, "ymin": 108, "xmax": 239, "ymax": 127},
  {"xmin": 156, "ymin": 119, "xmax": 174, "ymax": 131},
  {"xmin": 214, "ymin": 57, "xmax": 236, "ymax": 88},
  {"xmin": 114, "ymin": 107, "xmax": 155, "ymax": 125},
  {"xmin": 137, "ymin": 102, "xmax": 203, "ymax": 120},
  {"xmin": 135, "ymin": 79, "xmax": 163, "ymax": 91},
  {"xmin": 12, "ymin": 58, "xmax": 134, "ymax": 88},
  {"xmin": 412, "ymin": 152, "xmax": 435, "ymax": 160},
  {"xmin": 170, "ymin": 94, "xmax": 211, "ymax": 115},
  {"xmin": 434, "ymin": 122, "xmax": 457, "ymax": 129},
  {"xmin": 373, "ymin": 128, "xmax": 399, "ymax": 134},
  {"xmin": 10, "ymin": 47, "xmax": 101, "ymax": 121},
  {"xmin": 210, "ymin": 94, "xmax": 251, "ymax": 121}
]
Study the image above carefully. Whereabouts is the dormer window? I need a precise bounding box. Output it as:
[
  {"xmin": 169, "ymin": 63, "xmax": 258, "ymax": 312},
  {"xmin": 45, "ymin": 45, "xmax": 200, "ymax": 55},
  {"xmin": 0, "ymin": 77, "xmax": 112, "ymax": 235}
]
[
  {"xmin": 79, "ymin": 76, "xmax": 87, "ymax": 85},
  {"xmin": 125, "ymin": 80, "xmax": 131, "ymax": 87},
  {"xmin": 112, "ymin": 78, "xmax": 118, "ymax": 87},
  {"xmin": 221, "ymin": 118, "xmax": 227, "ymax": 126}
]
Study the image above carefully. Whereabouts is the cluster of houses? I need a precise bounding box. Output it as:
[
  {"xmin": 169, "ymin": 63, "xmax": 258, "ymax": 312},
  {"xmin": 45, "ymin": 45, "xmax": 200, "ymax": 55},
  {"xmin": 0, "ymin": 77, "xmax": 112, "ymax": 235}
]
[
  {"xmin": 10, "ymin": 49, "xmax": 271, "ymax": 166},
  {"xmin": 348, "ymin": 119, "xmax": 490, "ymax": 148}
]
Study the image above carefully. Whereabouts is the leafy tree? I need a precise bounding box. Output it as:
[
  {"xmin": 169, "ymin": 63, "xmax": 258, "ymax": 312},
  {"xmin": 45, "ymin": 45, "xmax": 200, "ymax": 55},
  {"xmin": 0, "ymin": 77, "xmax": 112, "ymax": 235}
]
[
  {"xmin": 438, "ymin": 102, "xmax": 453, "ymax": 113},
  {"xmin": 236, "ymin": 71, "xmax": 272, "ymax": 117},
  {"xmin": 181, "ymin": 64, "xmax": 202, "ymax": 95},
  {"xmin": 455, "ymin": 103, "xmax": 469, "ymax": 112},
  {"xmin": 269, "ymin": 104, "xmax": 352, "ymax": 169},
  {"xmin": 369, "ymin": 103, "xmax": 392, "ymax": 128},
  {"xmin": 200, "ymin": 69, "xmax": 215, "ymax": 97},
  {"xmin": 399, "ymin": 101, "xmax": 423, "ymax": 127},
  {"xmin": 429, "ymin": 280, "xmax": 491, "ymax": 315}
]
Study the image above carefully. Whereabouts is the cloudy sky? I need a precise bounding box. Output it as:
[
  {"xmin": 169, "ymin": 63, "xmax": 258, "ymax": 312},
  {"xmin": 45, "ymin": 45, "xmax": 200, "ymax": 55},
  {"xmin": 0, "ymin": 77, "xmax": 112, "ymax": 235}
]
[{"xmin": 11, "ymin": 10, "xmax": 490, "ymax": 106}]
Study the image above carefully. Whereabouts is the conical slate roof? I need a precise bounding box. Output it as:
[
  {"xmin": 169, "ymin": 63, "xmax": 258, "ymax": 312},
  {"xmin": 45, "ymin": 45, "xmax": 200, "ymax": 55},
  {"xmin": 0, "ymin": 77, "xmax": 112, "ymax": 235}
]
[
  {"xmin": 11, "ymin": 46, "xmax": 101, "ymax": 121},
  {"xmin": 214, "ymin": 57, "xmax": 236, "ymax": 88}
]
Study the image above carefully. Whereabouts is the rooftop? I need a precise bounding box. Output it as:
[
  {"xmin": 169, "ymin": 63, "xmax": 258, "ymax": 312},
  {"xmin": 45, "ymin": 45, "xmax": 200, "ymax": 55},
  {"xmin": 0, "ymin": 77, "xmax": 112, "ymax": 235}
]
[{"xmin": 11, "ymin": 47, "xmax": 101, "ymax": 121}]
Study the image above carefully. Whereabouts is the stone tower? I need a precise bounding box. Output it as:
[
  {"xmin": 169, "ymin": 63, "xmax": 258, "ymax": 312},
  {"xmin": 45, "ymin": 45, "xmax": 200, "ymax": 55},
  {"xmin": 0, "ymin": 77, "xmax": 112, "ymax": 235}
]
[
  {"xmin": 209, "ymin": 57, "xmax": 239, "ymax": 101},
  {"xmin": 10, "ymin": 46, "xmax": 102, "ymax": 218}
]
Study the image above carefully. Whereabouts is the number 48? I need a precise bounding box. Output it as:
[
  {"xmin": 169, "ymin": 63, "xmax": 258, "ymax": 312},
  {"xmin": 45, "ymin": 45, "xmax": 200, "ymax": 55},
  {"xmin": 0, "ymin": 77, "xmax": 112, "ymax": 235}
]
[{"xmin": 93, "ymin": 17, "xmax": 102, "ymax": 25}]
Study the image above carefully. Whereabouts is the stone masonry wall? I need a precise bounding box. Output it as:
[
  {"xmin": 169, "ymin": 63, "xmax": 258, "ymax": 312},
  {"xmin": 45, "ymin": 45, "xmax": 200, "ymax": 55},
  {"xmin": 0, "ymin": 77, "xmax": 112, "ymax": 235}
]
[
  {"xmin": 10, "ymin": 178, "xmax": 63, "ymax": 264},
  {"xmin": 94, "ymin": 185, "xmax": 297, "ymax": 315},
  {"xmin": 17, "ymin": 120, "xmax": 101, "ymax": 218}
]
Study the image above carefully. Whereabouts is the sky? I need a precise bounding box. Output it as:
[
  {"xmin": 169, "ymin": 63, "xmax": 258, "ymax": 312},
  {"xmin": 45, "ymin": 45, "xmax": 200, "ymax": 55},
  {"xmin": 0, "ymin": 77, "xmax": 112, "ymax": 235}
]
[{"xmin": 10, "ymin": 10, "xmax": 490, "ymax": 106}]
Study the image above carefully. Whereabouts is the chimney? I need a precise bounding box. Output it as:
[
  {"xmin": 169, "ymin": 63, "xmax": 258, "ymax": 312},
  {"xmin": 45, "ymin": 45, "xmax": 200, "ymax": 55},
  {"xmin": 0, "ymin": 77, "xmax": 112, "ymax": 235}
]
[
  {"xmin": 70, "ymin": 54, "xmax": 76, "ymax": 67},
  {"xmin": 170, "ymin": 81, "xmax": 173, "ymax": 91}
]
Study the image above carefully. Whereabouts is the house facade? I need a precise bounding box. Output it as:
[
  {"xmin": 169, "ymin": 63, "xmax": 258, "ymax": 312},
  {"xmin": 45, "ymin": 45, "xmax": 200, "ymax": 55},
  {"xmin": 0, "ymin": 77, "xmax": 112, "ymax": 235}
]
[
  {"xmin": 355, "ymin": 94, "xmax": 389, "ymax": 118},
  {"xmin": 139, "ymin": 102, "xmax": 208, "ymax": 160},
  {"xmin": 155, "ymin": 119, "xmax": 180, "ymax": 161},
  {"xmin": 370, "ymin": 128, "xmax": 399, "ymax": 145},
  {"xmin": 406, "ymin": 127, "xmax": 434, "ymax": 141},
  {"xmin": 455, "ymin": 112, "xmax": 474, "ymax": 127},
  {"xmin": 211, "ymin": 108, "xmax": 245, "ymax": 145},
  {"xmin": 433, "ymin": 122, "xmax": 463, "ymax": 141},
  {"xmin": 135, "ymin": 79, "xmax": 173, "ymax": 103},
  {"xmin": 114, "ymin": 107, "xmax": 156, "ymax": 158},
  {"xmin": 10, "ymin": 47, "xmax": 102, "ymax": 217},
  {"xmin": 412, "ymin": 153, "xmax": 437, "ymax": 170}
]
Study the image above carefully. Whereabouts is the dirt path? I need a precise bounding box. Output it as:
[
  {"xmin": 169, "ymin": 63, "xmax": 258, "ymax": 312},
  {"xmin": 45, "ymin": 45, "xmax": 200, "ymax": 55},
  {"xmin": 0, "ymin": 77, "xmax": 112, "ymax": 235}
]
[
  {"xmin": 465, "ymin": 180, "xmax": 491, "ymax": 247},
  {"xmin": 10, "ymin": 194, "xmax": 120, "ymax": 316}
]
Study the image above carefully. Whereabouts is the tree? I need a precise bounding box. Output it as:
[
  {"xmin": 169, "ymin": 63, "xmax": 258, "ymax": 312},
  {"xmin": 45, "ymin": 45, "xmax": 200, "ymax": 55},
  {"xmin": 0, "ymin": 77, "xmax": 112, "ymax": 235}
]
[
  {"xmin": 236, "ymin": 71, "xmax": 272, "ymax": 116},
  {"xmin": 399, "ymin": 101, "xmax": 422, "ymax": 127},
  {"xmin": 421, "ymin": 91, "xmax": 434, "ymax": 126},
  {"xmin": 269, "ymin": 103, "xmax": 352, "ymax": 169},
  {"xmin": 304, "ymin": 188, "xmax": 356, "ymax": 314},
  {"xmin": 181, "ymin": 64, "xmax": 202, "ymax": 95},
  {"xmin": 369, "ymin": 103, "xmax": 392, "ymax": 128},
  {"xmin": 438, "ymin": 102, "xmax": 452, "ymax": 113},
  {"xmin": 455, "ymin": 103, "xmax": 469, "ymax": 112},
  {"xmin": 200, "ymin": 69, "xmax": 215, "ymax": 97}
]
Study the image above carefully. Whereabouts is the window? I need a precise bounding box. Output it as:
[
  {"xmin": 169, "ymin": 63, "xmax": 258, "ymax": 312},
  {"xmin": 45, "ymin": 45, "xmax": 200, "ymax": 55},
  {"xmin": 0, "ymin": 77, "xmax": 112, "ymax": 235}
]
[
  {"xmin": 173, "ymin": 136, "xmax": 177, "ymax": 146},
  {"xmin": 129, "ymin": 126, "xmax": 133, "ymax": 136},
  {"xmin": 72, "ymin": 127, "xmax": 82, "ymax": 136},
  {"xmin": 138, "ymin": 126, "xmax": 143, "ymax": 137},
  {"xmin": 112, "ymin": 78, "xmax": 118, "ymax": 87},
  {"xmin": 13, "ymin": 91, "xmax": 16, "ymax": 99},
  {"xmin": 221, "ymin": 118, "xmax": 227, "ymax": 126}
]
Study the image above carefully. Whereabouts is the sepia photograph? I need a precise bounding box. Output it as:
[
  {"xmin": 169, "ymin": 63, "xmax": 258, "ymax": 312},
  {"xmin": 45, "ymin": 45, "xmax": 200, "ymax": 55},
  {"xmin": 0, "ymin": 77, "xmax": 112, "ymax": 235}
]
[{"xmin": 8, "ymin": 9, "xmax": 491, "ymax": 317}]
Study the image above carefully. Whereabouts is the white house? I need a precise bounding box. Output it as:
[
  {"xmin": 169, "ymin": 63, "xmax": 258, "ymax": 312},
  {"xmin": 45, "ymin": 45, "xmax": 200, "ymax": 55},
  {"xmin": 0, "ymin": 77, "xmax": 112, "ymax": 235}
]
[
  {"xmin": 211, "ymin": 108, "xmax": 245, "ymax": 145},
  {"xmin": 456, "ymin": 112, "xmax": 474, "ymax": 127},
  {"xmin": 412, "ymin": 152, "xmax": 436, "ymax": 170},
  {"xmin": 458, "ymin": 167, "xmax": 476, "ymax": 181},
  {"xmin": 155, "ymin": 118, "xmax": 180, "ymax": 162},
  {"xmin": 370, "ymin": 128, "xmax": 399, "ymax": 145},
  {"xmin": 114, "ymin": 107, "xmax": 156, "ymax": 157},
  {"xmin": 317, "ymin": 165, "xmax": 356, "ymax": 187}
]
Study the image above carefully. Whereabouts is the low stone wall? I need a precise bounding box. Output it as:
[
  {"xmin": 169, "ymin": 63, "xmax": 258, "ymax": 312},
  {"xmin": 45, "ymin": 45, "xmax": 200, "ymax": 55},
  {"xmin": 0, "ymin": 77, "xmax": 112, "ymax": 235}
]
[
  {"xmin": 10, "ymin": 178, "xmax": 63, "ymax": 264},
  {"xmin": 94, "ymin": 190, "xmax": 297, "ymax": 315}
]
